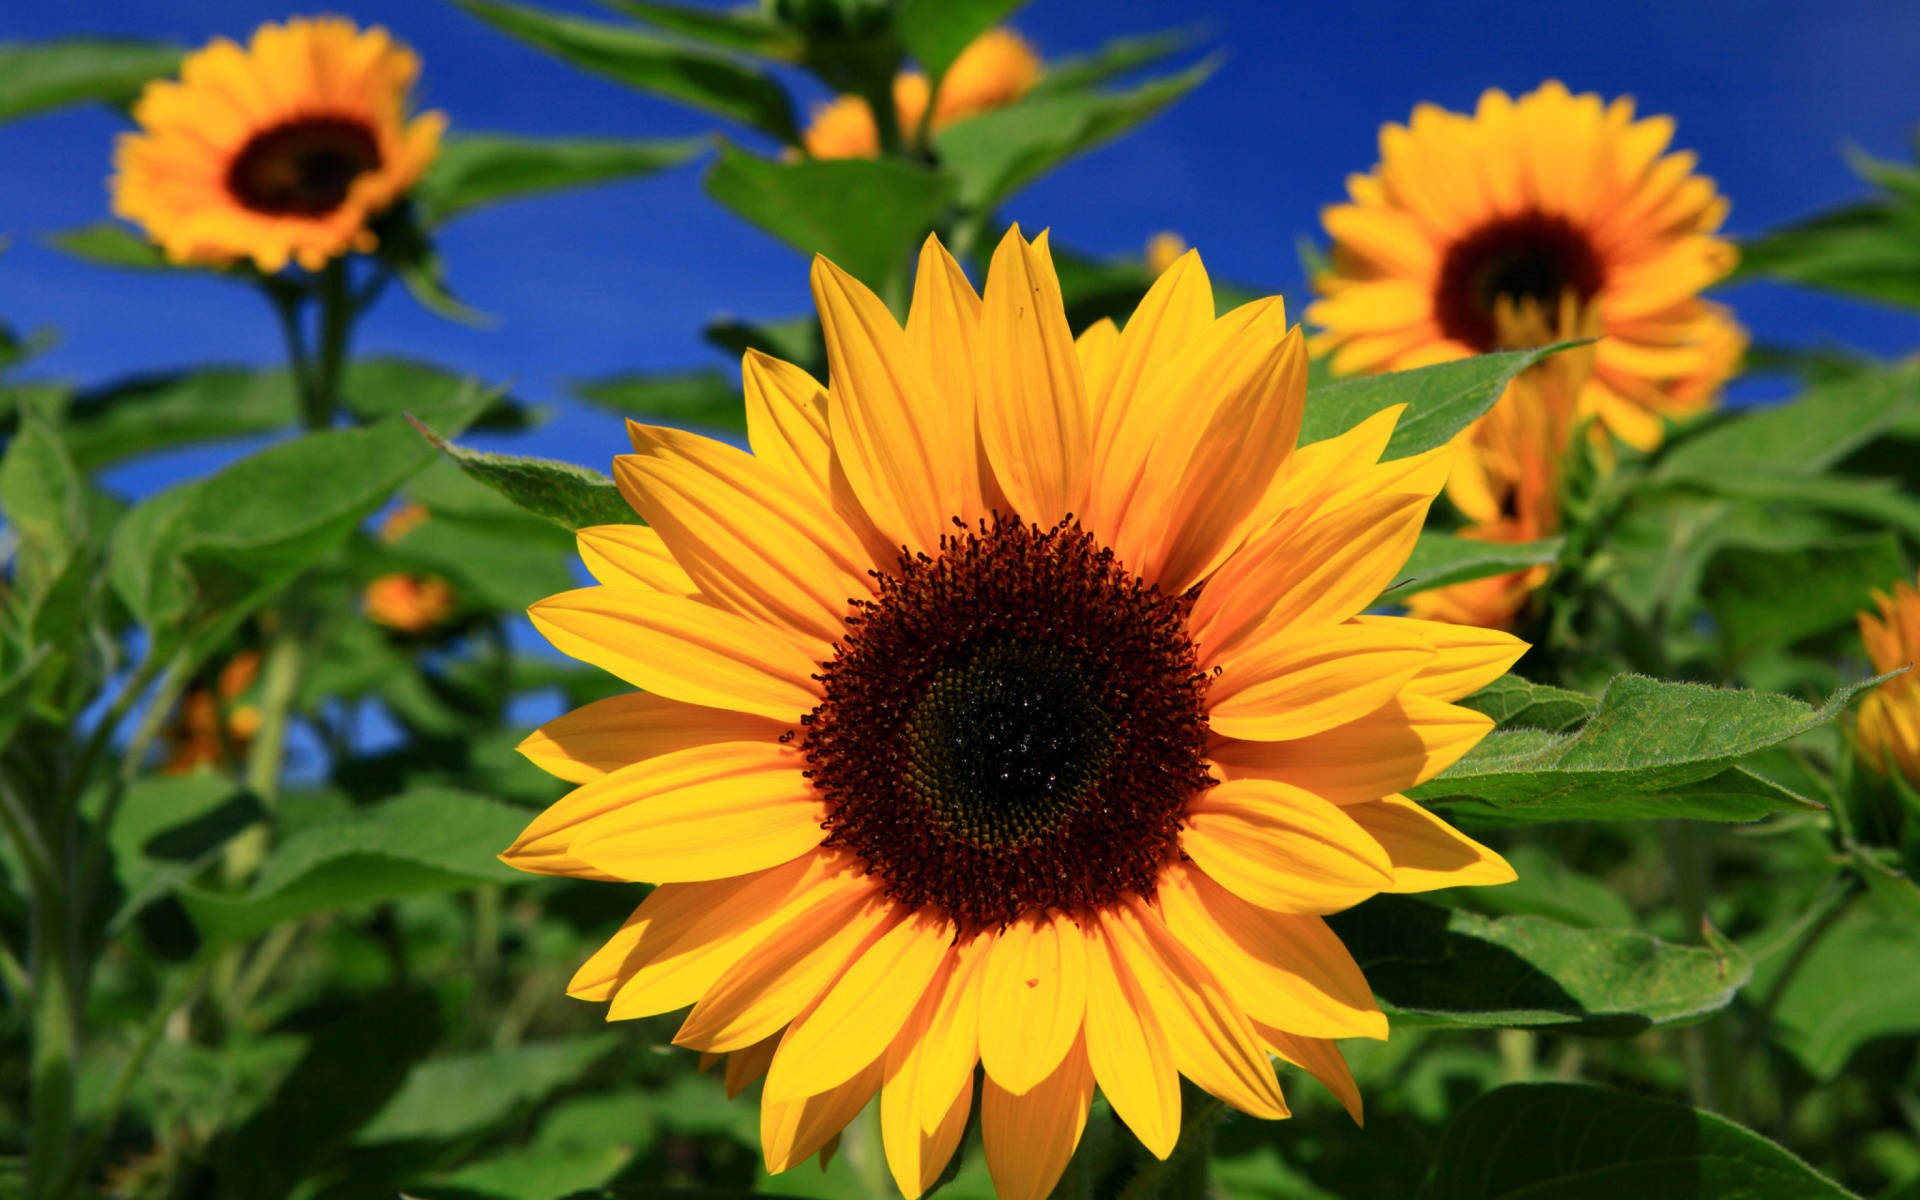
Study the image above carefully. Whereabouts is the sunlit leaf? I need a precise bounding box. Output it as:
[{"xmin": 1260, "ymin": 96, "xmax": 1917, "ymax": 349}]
[
  {"xmin": 606, "ymin": 0, "xmax": 802, "ymax": 58},
  {"xmin": 0, "ymin": 38, "xmax": 179, "ymax": 123},
  {"xmin": 1300, "ymin": 341, "xmax": 1585, "ymax": 459},
  {"xmin": 415, "ymin": 132, "xmax": 706, "ymax": 225},
  {"xmin": 1378, "ymin": 534, "xmax": 1563, "ymax": 602},
  {"xmin": 1458, "ymin": 675, "xmax": 1595, "ymax": 733},
  {"xmin": 894, "ymin": 0, "xmax": 1027, "ymax": 82},
  {"xmin": 412, "ymin": 418, "xmax": 641, "ymax": 530},
  {"xmin": 1421, "ymin": 1083, "xmax": 1853, "ymax": 1199}
]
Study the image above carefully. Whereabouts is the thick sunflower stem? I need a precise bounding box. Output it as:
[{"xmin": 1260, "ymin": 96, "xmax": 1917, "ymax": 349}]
[{"xmin": 310, "ymin": 257, "xmax": 354, "ymax": 428}]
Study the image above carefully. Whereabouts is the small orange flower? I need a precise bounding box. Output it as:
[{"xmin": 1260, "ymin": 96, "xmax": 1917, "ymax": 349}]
[
  {"xmin": 364, "ymin": 573, "xmax": 456, "ymax": 634},
  {"xmin": 801, "ymin": 28, "xmax": 1040, "ymax": 159},
  {"xmin": 160, "ymin": 651, "xmax": 263, "ymax": 773},
  {"xmin": 1858, "ymin": 577, "xmax": 1920, "ymax": 785}
]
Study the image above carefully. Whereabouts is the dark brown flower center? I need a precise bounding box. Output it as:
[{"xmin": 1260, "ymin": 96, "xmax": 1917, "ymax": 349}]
[
  {"xmin": 1434, "ymin": 211, "xmax": 1604, "ymax": 350},
  {"xmin": 799, "ymin": 517, "xmax": 1213, "ymax": 930},
  {"xmin": 226, "ymin": 117, "xmax": 382, "ymax": 217}
]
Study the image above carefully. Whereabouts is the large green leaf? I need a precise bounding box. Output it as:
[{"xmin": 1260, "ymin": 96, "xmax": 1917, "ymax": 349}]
[
  {"xmin": 1420, "ymin": 1083, "xmax": 1854, "ymax": 1199},
  {"xmin": 703, "ymin": 145, "xmax": 954, "ymax": 294},
  {"xmin": 1702, "ymin": 531, "xmax": 1906, "ymax": 660},
  {"xmin": 1378, "ymin": 533, "xmax": 1563, "ymax": 603},
  {"xmin": 703, "ymin": 312, "xmax": 825, "ymax": 377},
  {"xmin": 1408, "ymin": 674, "xmax": 1871, "ymax": 826},
  {"xmin": 100, "ymin": 771, "xmax": 264, "ymax": 930},
  {"xmin": 0, "ymin": 407, "xmax": 87, "ymax": 596},
  {"xmin": 458, "ymin": 0, "xmax": 799, "ymax": 140},
  {"xmin": 413, "ymin": 418, "xmax": 641, "ymax": 530},
  {"xmin": 894, "ymin": 0, "xmax": 1027, "ymax": 82},
  {"xmin": 1653, "ymin": 363, "xmax": 1920, "ymax": 483},
  {"xmin": 47, "ymin": 221, "xmax": 185, "ymax": 272},
  {"xmin": 1736, "ymin": 191, "xmax": 1920, "ymax": 313},
  {"xmin": 605, "ymin": 0, "xmax": 802, "ymax": 58},
  {"xmin": 1761, "ymin": 901, "xmax": 1920, "ymax": 1080},
  {"xmin": 934, "ymin": 59, "xmax": 1213, "ymax": 211},
  {"xmin": 0, "ymin": 38, "xmax": 179, "ymax": 123},
  {"xmin": 1330, "ymin": 896, "xmax": 1750, "ymax": 1035},
  {"xmin": 356, "ymin": 1037, "xmax": 618, "ymax": 1143},
  {"xmin": 572, "ymin": 368, "xmax": 745, "ymax": 433},
  {"xmin": 414, "ymin": 133, "xmax": 706, "ymax": 225},
  {"xmin": 178, "ymin": 788, "xmax": 528, "ymax": 942},
  {"xmin": 1299, "ymin": 341, "xmax": 1583, "ymax": 459},
  {"xmin": 1457, "ymin": 675, "xmax": 1595, "ymax": 733}
]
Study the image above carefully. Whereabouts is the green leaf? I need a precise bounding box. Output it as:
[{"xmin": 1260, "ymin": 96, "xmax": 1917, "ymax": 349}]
[
  {"xmin": 934, "ymin": 59, "xmax": 1213, "ymax": 212},
  {"xmin": 703, "ymin": 144, "xmax": 954, "ymax": 294},
  {"xmin": 1737, "ymin": 195, "xmax": 1920, "ymax": 312},
  {"xmin": 894, "ymin": 0, "xmax": 1027, "ymax": 82},
  {"xmin": 1299, "ymin": 341, "xmax": 1584, "ymax": 459},
  {"xmin": 1654, "ymin": 363, "xmax": 1920, "ymax": 482},
  {"xmin": 1457, "ymin": 675, "xmax": 1595, "ymax": 733},
  {"xmin": 45, "ymin": 222, "xmax": 180, "ymax": 272},
  {"xmin": 0, "ymin": 38, "xmax": 179, "ymax": 123},
  {"xmin": 414, "ymin": 132, "xmax": 706, "ymax": 225},
  {"xmin": 412, "ymin": 418, "xmax": 641, "ymax": 530},
  {"xmin": 1330, "ymin": 896, "xmax": 1751, "ymax": 1035},
  {"xmin": 1378, "ymin": 534, "xmax": 1563, "ymax": 603},
  {"xmin": 458, "ymin": 0, "xmax": 799, "ymax": 139},
  {"xmin": 356, "ymin": 1037, "xmax": 618, "ymax": 1143},
  {"xmin": 1421, "ymin": 1083, "xmax": 1854, "ymax": 1199},
  {"xmin": 572, "ymin": 368, "xmax": 745, "ymax": 432},
  {"xmin": 178, "ymin": 787, "xmax": 528, "ymax": 942},
  {"xmin": 388, "ymin": 509, "xmax": 575, "ymax": 610},
  {"xmin": 0, "ymin": 408, "xmax": 86, "ymax": 595},
  {"xmin": 1761, "ymin": 901, "xmax": 1920, "ymax": 1080},
  {"xmin": 605, "ymin": 0, "xmax": 803, "ymax": 58},
  {"xmin": 1032, "ymin": 29, "xmax": 1197, "ymax": 93},
  {"xmin": 703, "ymin": 312, "xmax": 825, "ymax": 378},
  {"xmin": 1702, "ymin": 531, "xmax": 1906, "ymax": 660},
  {"xmin": 1407, "ymin": 674, "xmax": 1873, "ymax": 826},
  {"xmin": 100, "ymin": 771, "xmax": 264, "ymax": 929}
]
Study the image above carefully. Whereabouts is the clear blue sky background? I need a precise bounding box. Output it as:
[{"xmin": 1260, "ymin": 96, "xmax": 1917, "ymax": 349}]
[{"xmin": 4, "ymin": 0, "xmax": 1919, "ymax": 484}]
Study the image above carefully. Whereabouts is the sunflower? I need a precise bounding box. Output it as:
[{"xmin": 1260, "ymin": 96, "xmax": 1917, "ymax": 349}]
[
  {"xmin": 112, "ymin": 17, "xmax": 445, "ymax": 273},
  {"xmin": 509, "ymin": 229, "xmax": 1520, "ymax": 1200},
  {"xmin": 801, "ymin": 28, "xmax": 1040, "ymax": 159},
  {"xmin": 1308, "ymin": 80, "xmax": 1746, "ymax": 460},
  {"xmin": 1857, "ymin": 576, "xmax": 1920, "ymax": 785}
]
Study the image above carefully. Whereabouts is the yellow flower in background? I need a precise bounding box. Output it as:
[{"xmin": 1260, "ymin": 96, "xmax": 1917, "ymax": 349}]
[
  {"xmin": 112, "ymin": 16, "xmax": 445, "ymax": 273},
  {"xmin": 801, "ymin": 28, "xmax": 1040, "ymax": 159},
  {"xmin": 1309, "ymin": 80, "xmax": 1746, "ymax": 455},
  {"xmin": 508, "ymin": 228, "xmax": 1520, "ymax": 1199},
  {"xmin": 1145, "ymin": 231, "xmax": 1189, "ymax": 275},
  {"xmin": 365, "ymin": 574, "xmax": 456, "ymax": 634},
  {"xmin": 1857, "ymin": 578, "xmax": 1920, "ymax": 784}
]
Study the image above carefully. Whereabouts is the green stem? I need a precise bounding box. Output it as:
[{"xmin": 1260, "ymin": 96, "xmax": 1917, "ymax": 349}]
[
  {"xmin": 1116, "ymin": 1093, "xmax": 1227, "ymax": 1200},
  {"xmin": 310, "ymin": 259, "xmax": 354, "ymax": 429},
  {"xmin": 1667, "ymin": 821, "xmax": 1740, "ymax": 1118},
  {"xmin": 25, "ymin": 849, "xmax": 78, "ymax": 1200}
]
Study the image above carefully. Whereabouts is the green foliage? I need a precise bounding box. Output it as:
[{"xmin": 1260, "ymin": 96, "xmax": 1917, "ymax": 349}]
[
  {"xmin": 0, "ymin": 38, "xmax": 178, "ymax": 123},
  {"xmin": 1760, "ymin": 899, "xmax": 1920, "ymax": 1080},
  {"xmin": 1736, "ymin": 150, "xmax": 1920, "ymax": 312},
  {"xmin": 1457, "ymin": 675, "xmax": 1595, "ymax": 733},
  {"xmin": 1379, "ymin": 534, "xmax": 1564, "ymax": 602},
  {"xmin": 1420, "ymin": 1083, "xmax": 1854, "ymax": 1199},
  {"xmin": 415, "ymin": 133, "xmax": 708, "ymax": 225},
  {"xmin": 894, "ymin": 0, "xmax": 1028, "ymax": 82},
  {"xmin": 572, "ymin": 368, "xmax": 746, "ymax": 433},
  {"xmin": 1331, "ymin": 897, "xmax": 1750, "ymax": 1034},
  {"xmin": 414, "ymin": 418, "xmax": 643, "ymax": 530},
  {"xmin": 1300, "ymin": 341, "xmax": 1586, "ymax": 458},
  {"xmin": 1411, "ymin": 674, "xmax": 1870, "ymax": 825}
]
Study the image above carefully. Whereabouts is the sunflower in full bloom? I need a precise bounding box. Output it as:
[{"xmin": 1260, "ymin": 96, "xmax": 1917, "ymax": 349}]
[
  {"xmin": 1857, "ymin": 576, "xmax": 1920, "ymax": 785},
  {"xmin": 112, "ymin": 17, "xmax": 445, "ymax": 273},
  {"xmin": 802, "ymin": 28, "xmax": 1040, "ymax": 159},
  {"xmin": 509, "ymin": 229, "xmax": 1521, "ymax": 1199},
  {"xmin": 1308, "ymin": 81, "xmax": 1746, "ymax": 471}
]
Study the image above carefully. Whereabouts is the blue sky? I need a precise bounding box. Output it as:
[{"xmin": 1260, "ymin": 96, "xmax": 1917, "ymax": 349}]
[{"xmin": 4, "ymin": 0, "xmax": 1919, "ymax": 481}]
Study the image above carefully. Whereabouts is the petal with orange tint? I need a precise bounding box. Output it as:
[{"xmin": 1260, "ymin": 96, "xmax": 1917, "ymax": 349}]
[
  {"xmin": 724, "ymin": 1032, "xmax": 781, "ymax": 1098},
  {"xmin": 617, "ymin": 422, "xmax": 869, "ymax": 647},
  {"xmin": 742, "ymin": 349, "xmax": 831, "ymax": 499},
  {"xmin": 1157, "ymin": 861, "xmax": 1386, "ymax": 1040},
  {"xmin": 913, "ymin": 932, "xmax": 991, "ymax": 1133},
  {"xmin": 1209, "ymin": 621, "xmax": 1435, "ymax": 741},
  {"xmin": 1091, "ymin": 249, "xmax": 1214, "ymax": 483},
  {"xmin": 880, "ymin": 952, "xmax": 974, "ymax": 1200},
  {"xmin": 530, "ymin": 586, "xmax": 821, "ymax": 722},
  {"xmin": 1352, "ymin": 615, "xmax": 1529, "ymax": 701},
  {"xmin": 1259, "ymin": 1023, "xmax": 1364, "ymax": 1125},
  {"xmin": 1211, "ymin": 694, "xmax": 1494, "ymax": 804},
  {"xmin": 1082, "ymin": 916, "xmax": 1181, "ymax": 1158},
  {"xmin": 1345, "ymin": 794, "xmax": 1516, "ymax": 891},
  {"xmin": 979, "ymin": 227, "xmax": 1091, "ymax": 526},
  {"xmin": 764, "ymin": 909, "xmax": 953, "ymax": 1102},
  {"xmin": 1074, "ymin": 317, "xmax": 1120, "ymax": 421},
  {"xmin": 762, "ymin": 1057, "xmax": 884, "ymax": 1174},
  {"xmin": 811, "ymin": 255, "xmax": 966, "ymax": 557},
  {"xmin": 1182, "ymin": 779, "xmax": 1393, "ymax": 914},
  {"xmin": 575, "ymin": 524, "xmax": 694, "ymax": 594},
  {"xmin": 517, "ymin": 692, "xmax": 788, "ymax": 784},
  {"xmin": 979, "ymin": 910, "xmax": 1087, "ymax": 1094},
  {"xmin": 981, "ymin": 1032, "xmax": 1095, "ymax": 1200},
  {"xmin": 904, "ymin": 235, "xmax": 986, "ymax": 522}
]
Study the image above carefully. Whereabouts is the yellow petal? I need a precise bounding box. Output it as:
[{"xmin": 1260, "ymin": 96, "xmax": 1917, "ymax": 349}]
[
  {"xmin": 1101, "ymin": 898, "xmax": 1289, "ymax": 1119},
  {"xmin": 676, "ymin": 884, "xmax": 894, "ymax": 1052},
  {"xmin": 503, "ymin": 740, "xmax": 817, "ymax": 881},
  {"xmin": 979, "ymin": 910, "xmax": 1088, "ymax": 1094},
  {"xmin": 617, "ymin": 421, "xmax": 869, "ymax": 647},
  {"xmin": 904, "ymin": 234, "xmax": 986, "ymax": 524},
  {"xmin": 914, "ymin": 931, "xmax": 992, "ymax": 1133},
  {"xmin": 575, "ymin": 524, "xmax": 695, "ymax": 594},
  {"xmin": 530, "ymin": 586, "xmax": 821, "ymax": 722},
  {"xmin": 1074, "ymin": 317, "xmax": 1120, "ymax": 422},
  {"xmin": 811, "ymin": 254, "xmax": 966, "ymax": 557},
  {"xmin": 1157, "ymin": 861, "xmax": 1386, "ymax": 1040},
  {"xmin": 1209, "ymin": 621, "xmax": 1436, "ymax": 741},
  {"xmin": 981, "ymin": 1032, "xmax": 1095, "ymax": 1200},
  {"xmin": 1082, "ymin": 917, "xmax": 1181, "ymax": 1158},
  {"xmin": 1092, "ymin": 249, "xmax": 1214, "ymax": 478},
  {"xmin": 761, "ymin": 1056, "xmax": 884, "ymax": 1174},
  {"xmin": 1352, "ymin": 616, "xmax": 1530, "ymax": 702},
  {"xmin": 1211, "ymin": 694, "xmax": 1494, "ymax": 803},
  {"xmin": 1344, "ymin": 794, "xmax": 1517, "ymax": 891},
  {"xmin": 724, "ymin": 1032, "xmax": 782, "ymax": 1098},
  {"xmin": 880, "ymin": 951, "xmax": 974, "ymax": 1200},
  {"xmin": 1182, "ymin": 779, "xmax": 1394, "ymax": 913},
  {"xmin": 517, "ymin": 692, "xmax": 788, "ymax": 784},
  {"xmin": 764, "ymin": 909, "xmax": 953, "ymax": 1102},
  {"xmin": 979, "ymin": 227, "xmax": 1091, "ymax": 525},
  {"xmin": 742, "ymin": 349, "xmax": 832, "ymax": 499},
  {"xmin": 1260, "ymin": 1024, "xmax": 1363, "ymax": 1125}
]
